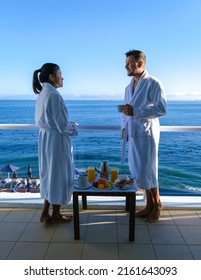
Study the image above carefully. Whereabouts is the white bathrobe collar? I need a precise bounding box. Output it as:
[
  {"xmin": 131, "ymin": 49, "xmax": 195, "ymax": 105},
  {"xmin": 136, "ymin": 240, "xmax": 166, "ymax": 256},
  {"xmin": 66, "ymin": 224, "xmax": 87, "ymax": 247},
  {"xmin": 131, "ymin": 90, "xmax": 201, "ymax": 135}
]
[{"xmin": 128, "ymin": 70, "xmax": 150, "ymax": 104}]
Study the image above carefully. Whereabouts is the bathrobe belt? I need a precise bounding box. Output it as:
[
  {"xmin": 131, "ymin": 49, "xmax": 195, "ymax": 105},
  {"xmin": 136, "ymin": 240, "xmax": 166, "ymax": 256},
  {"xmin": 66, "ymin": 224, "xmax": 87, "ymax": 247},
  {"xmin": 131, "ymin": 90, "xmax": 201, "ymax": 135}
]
[{"xmin": 121, "ymin": 123, "xmax": 128, "ymax": 165}]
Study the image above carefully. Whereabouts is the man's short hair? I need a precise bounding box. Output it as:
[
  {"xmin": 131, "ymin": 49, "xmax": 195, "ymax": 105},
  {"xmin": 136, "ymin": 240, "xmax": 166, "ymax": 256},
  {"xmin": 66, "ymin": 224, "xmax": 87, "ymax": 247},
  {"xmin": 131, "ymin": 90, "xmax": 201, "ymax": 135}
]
[{"xmin": 125, "ymin": 49, "xmax": 146, "ymax": 63}]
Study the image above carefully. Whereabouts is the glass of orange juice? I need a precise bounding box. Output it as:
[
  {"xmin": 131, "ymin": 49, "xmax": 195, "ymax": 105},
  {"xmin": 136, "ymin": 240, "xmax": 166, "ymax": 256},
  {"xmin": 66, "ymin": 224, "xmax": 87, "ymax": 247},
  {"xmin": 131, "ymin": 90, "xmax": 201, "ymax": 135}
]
[
  {"xmin": 110, "ymin": 168, "xmax": 119, "ymax": 182},
  {"xmin": 87, "ymin": 167, "xmax": 96, "ymax": 182}
]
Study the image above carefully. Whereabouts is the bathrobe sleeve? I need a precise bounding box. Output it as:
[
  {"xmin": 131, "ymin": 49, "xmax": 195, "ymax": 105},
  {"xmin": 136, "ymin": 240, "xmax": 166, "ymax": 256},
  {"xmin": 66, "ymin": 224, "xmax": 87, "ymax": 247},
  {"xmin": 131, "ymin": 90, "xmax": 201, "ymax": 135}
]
[
  {"xmin": 47, "ymin": 91, "xmax": 78, "ymax": 136},
  {"xmin": 133, "ymin": 78, "xmax": 167, "ymax": 119}
]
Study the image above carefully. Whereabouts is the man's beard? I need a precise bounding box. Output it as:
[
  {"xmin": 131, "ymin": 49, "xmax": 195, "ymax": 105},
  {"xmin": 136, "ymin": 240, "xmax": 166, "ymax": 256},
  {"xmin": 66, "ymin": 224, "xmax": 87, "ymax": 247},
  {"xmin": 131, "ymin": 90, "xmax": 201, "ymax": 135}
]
[{"xmin": 127, "ymin": 71, "xmax": 135, "ymax": 76}]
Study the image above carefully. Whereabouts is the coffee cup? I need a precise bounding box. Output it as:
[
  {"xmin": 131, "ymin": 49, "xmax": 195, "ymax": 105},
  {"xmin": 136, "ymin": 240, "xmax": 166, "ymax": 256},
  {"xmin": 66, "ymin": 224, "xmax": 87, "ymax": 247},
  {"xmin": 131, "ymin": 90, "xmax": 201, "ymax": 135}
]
[{"xmin": 117, "ymin": 105, "xmax": 124, "ymax": 112}]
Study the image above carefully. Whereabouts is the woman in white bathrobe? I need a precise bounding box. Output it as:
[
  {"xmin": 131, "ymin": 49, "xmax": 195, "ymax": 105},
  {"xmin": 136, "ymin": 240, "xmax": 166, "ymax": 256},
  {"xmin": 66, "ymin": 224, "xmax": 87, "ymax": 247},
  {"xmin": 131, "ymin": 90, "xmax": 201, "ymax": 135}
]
[
  {"xmin": 33, "ymin": 63, "xmax": 78, "ymax": 223},
  {"xmin": 121, "ymin": 50, "xmax": 166, "ymax": 223}
]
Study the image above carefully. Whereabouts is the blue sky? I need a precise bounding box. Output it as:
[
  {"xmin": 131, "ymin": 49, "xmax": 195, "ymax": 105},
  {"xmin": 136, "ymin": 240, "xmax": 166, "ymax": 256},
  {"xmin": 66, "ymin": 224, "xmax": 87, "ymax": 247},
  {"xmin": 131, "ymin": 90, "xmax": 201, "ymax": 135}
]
[{"xmin": 0, "ymin": 0, "xmax": 201, "ymax": 100}]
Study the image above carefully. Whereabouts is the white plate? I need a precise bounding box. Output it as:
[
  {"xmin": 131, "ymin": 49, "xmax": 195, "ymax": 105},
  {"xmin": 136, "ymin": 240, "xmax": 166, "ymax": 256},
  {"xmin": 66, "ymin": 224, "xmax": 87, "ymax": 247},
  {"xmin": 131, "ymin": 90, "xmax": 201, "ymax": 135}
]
[
  {"xmin": 74, "ymin": 183, "xmax": 91, "ymax": 190},
  {"xmin": 121, "ymin": 184, "xmax": 133, "ymax": 190},
  {"xmin": 92, "ymin": 185, "xmax": 114, "ymax": 191}
]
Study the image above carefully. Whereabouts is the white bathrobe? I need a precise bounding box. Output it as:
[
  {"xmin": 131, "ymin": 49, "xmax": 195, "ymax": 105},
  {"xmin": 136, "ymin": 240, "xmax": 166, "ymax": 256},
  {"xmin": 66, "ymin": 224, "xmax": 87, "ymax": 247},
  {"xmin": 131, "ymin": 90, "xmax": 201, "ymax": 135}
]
[
  {"xmin": 121, "ymin": 70, "xmax": 166, "ymax": 189},
  {"xmin": 35, "ymin": 83, "xmax": 78, "ymax": 205}
]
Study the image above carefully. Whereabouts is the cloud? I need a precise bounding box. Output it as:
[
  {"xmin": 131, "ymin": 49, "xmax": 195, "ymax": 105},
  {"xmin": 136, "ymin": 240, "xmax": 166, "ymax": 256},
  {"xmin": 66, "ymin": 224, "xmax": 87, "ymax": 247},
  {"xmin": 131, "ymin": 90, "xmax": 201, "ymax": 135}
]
[{"xmin": 167, "ymin": 91, "xmax": 201, "ymax": 100}]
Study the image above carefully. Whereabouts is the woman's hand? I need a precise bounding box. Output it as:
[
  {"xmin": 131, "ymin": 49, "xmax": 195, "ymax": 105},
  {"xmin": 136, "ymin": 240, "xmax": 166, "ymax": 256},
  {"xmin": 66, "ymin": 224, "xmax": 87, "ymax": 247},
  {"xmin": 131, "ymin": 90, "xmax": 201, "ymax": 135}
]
[{"xmin": 71, "ymin": 121, "xmax": 79, "ymax": 125}]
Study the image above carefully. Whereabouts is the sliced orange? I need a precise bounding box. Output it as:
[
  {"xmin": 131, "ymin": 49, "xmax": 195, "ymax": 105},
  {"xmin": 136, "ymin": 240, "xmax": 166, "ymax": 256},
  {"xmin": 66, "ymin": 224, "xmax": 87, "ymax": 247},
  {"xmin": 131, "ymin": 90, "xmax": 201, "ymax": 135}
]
[{"xmin": 98, "ymin": 183, "xmax": 105, "ymax": 189}]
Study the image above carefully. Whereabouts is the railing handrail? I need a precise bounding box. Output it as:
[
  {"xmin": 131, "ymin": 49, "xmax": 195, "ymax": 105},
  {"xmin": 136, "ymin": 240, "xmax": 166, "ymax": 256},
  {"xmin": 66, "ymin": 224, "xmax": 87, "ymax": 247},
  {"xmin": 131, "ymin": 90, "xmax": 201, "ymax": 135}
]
[{"xmin": 0, "ymin": 124, "xmax": 201, "ymax": 132}]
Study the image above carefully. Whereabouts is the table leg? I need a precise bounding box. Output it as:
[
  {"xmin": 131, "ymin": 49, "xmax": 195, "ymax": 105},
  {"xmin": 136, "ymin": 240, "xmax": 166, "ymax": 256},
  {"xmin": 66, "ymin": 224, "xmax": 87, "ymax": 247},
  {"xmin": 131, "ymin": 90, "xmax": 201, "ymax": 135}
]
[
  {"xmin": 128, "ymin": 193, "xmax": 136, "ymax": 242},
  {"xmin": 82, "ymin": 194, "xmax": 87, "ymax": 210},
  {"xmin": 125, "ymin": 196, "xmax": 129, "ymax": 211},
  {"xmin": 73, "ymin": 193, "xmax": 80, "ymax": 240}
]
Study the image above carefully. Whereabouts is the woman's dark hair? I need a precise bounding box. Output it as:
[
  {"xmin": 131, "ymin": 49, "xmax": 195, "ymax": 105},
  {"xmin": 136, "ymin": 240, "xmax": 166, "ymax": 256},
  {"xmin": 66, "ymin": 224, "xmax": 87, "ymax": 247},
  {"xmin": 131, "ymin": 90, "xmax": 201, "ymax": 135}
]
[{"xmin": 32, "ymin": 63, "xmax": 60, "ymax": 94}]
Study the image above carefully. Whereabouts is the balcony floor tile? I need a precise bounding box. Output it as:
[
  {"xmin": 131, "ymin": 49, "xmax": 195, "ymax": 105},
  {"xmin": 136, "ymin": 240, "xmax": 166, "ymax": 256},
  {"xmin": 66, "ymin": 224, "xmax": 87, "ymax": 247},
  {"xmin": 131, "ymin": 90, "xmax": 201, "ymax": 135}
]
[{"xmin": 0, "ymin": 207, "xmax": 201, "ymax": 260}]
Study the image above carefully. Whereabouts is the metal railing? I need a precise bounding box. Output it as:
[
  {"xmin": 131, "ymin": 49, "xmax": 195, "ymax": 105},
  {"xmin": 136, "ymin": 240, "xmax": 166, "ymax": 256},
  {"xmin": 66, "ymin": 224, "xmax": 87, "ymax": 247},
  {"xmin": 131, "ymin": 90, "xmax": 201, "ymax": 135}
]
[
  {"xmin": 1, "ymin": 124, "xmax": 201, "ymax": 132},
  {"xmin": 0, "ymin": 124, "xmax": 201, "ymax": 197}
]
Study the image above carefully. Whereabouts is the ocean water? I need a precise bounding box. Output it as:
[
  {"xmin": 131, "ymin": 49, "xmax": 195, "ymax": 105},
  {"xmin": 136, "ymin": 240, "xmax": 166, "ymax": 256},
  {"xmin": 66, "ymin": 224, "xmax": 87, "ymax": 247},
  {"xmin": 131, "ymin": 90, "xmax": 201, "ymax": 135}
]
[{"xmin": 0, "ymin": 99, "xmax": 201, "ymax": 195}]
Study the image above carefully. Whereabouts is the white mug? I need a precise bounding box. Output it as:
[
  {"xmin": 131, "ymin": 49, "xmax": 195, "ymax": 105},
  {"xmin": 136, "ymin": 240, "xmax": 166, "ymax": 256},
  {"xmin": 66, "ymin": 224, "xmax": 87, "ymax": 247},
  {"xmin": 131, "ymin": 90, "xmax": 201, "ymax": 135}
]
[{"xmin": 117, "ymin": 104, "xmax": 124, "ymax": 112}]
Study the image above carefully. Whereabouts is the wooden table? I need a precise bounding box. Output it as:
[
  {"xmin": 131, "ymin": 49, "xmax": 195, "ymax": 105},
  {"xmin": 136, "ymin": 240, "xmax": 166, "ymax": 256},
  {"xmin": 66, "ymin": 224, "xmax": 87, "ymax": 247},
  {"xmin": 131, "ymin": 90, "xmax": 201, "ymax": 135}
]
[{"xmin": 73, "ymin": 186, "xmax": 136, "ymax": 242}]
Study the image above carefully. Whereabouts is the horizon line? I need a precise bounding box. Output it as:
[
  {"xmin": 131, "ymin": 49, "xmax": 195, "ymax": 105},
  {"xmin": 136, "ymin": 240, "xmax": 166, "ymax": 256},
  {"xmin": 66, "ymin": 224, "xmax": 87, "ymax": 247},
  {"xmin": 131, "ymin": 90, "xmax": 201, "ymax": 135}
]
[{"xmin": 0, "ymin": 97, "xmax": 200, "ymax": 102}]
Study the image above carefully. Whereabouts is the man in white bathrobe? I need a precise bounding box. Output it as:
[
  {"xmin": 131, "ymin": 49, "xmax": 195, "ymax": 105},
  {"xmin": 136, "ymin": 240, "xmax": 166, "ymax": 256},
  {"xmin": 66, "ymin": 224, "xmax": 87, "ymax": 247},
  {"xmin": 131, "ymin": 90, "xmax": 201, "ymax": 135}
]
[
  {"xmin": 33, "ymin": 63, "xmax": 78, "ymax": 223},
  {"xmin": 121, "ymin": 50, "xmax": 166, "ymax": 223}
]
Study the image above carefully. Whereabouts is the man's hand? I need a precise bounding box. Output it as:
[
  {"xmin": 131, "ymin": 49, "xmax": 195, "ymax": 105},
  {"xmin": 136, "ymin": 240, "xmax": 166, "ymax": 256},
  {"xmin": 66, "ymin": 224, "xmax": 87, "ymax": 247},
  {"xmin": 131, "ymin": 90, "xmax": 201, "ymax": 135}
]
[{"xmin": 122, "ymin": 104, "xmax": 133, "ymax": 116}]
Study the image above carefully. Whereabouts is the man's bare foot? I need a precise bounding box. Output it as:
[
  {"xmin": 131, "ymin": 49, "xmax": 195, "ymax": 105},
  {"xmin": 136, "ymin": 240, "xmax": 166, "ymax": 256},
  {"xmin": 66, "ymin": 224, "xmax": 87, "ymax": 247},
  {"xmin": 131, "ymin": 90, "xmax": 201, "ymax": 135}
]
[
  {"xmin": 144, "ymin": 205, "xmax": 162, "ymax": 223},
  {"xmin": 51, "ymin": 214, "xmax": 73, "ymax": 223},
  {"xmin": 136, "ymin": 189, "xmax": 154, "ymax": 217},
  {"xmin": 135, "ymin": 207, "xmax": 152, "ymax": 217}
]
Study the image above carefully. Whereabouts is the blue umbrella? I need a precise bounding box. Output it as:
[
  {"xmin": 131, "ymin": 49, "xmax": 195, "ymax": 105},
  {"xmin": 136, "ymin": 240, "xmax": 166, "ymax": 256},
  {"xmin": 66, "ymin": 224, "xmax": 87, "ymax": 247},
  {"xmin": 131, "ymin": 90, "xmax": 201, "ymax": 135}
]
[{"xmin": 0, "ymin": 163, "xmax": 20, "ymax": 178}]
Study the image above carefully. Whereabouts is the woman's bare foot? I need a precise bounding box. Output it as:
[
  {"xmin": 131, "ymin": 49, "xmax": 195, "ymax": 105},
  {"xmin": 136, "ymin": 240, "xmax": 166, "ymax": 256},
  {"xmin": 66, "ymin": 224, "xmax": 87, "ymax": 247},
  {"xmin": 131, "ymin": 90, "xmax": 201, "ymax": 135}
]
[{"xmin": 40, "ymin": 212, "xmax": 51, "ymax": 223}]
